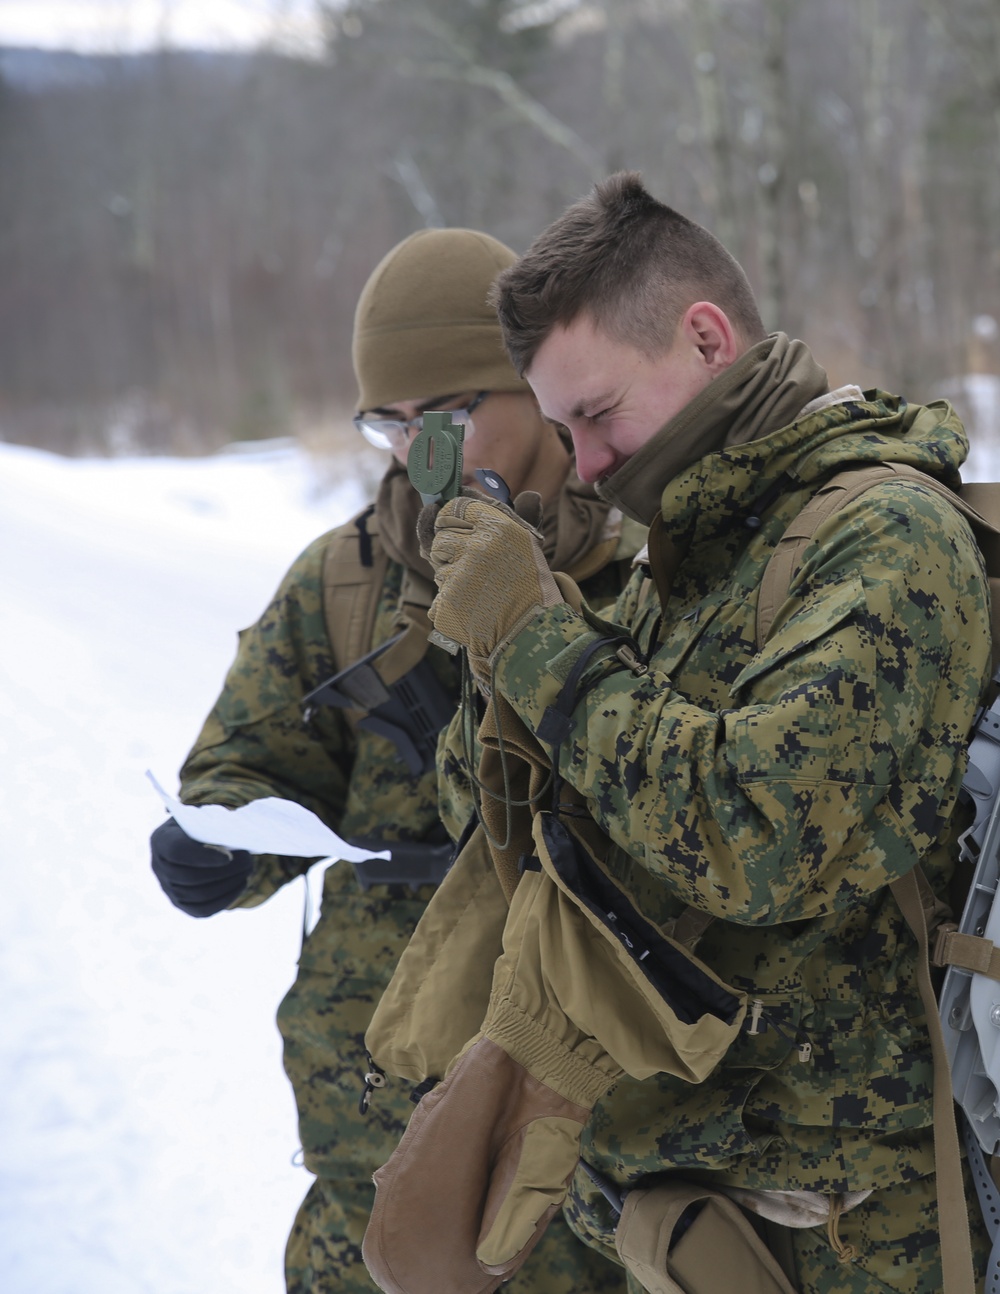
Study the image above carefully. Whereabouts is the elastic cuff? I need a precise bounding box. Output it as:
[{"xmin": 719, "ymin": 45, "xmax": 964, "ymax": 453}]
[{"xmin": 484, "ymin": 996, "xmax": 621, "ymax": 1109}]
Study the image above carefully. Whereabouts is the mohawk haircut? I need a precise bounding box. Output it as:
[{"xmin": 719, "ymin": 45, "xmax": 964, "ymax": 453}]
[{"xmin": 490, "ymin": 172, "xmax": 766, "ymax": 376}]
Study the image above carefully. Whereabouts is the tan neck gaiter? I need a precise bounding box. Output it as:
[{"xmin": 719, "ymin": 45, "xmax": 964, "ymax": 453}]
[{"xmin": 598, "ymin": 333, "xmax": 829, "ymax": 525}]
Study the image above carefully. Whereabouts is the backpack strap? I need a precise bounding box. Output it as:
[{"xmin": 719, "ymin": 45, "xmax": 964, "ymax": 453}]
[
  {"xmin": 755, "ymin": 466, "xmax": 897, "ymax": 648},
  {"xmin": 755, "ymin": 461, "xmax": 1000, "ymax": 1292},
  {"xmin": 322, "ymin": 505, "xmax": 392, "ymax": 672},
  {"xmin": 320, "ymin": 507, "xmax": 443, "ymax": 741},
  {"xmin": 756, "ymin": 461, "xmax": 1000, "ymax": 654},
  {"xmin": 891, "ymin": 869, "xmax": 977, "ymax": 1294}
]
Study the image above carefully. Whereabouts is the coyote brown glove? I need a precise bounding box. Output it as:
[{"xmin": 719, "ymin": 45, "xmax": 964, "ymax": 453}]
[
  {"xmin": 417, "ymin": 492, "xmax": 564, "ymax": 681},
  {"xmin": 363, "ymin": 811, "xmax": 747, "ymax": 1294},
  {"xmin": 362, "ymin": 1033, "xmax": 598, "ymax": 1294},
  {"xmin": 363, "ymin": 863, "xmax": 621, "ymax": 1294}
]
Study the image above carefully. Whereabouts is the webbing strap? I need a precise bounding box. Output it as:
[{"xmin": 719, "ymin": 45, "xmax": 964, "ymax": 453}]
[
  {"xmin": 962, "ymin": 1118, "xmax": 1000, "ymax": 1293},
  {"xmin": 935, "ymin": 927, "xmax": 1000, "ymax": 982},
  {"xmin": 322, "ymin": 508, "xmax": 392, "ymax": 674},
  {"xmin": 891, "ymin": 869, "xmax": 976, "ymax": 1294},
  {"xmin": 756, "ymin": 462, "xmax": 1000, "ymax": 649}
]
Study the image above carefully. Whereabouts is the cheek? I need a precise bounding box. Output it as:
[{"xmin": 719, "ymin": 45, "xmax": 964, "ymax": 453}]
[{"xmin": 463, "ymin": 419, "xmax": 515, "ymax": 466}]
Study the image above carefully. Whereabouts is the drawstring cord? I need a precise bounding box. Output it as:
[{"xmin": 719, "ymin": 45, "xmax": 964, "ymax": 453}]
[
  {"xmin": 826, "ymin": 1195, "xmax": 859, "ymax": 1264},
  {"xmin": 458, "ymin": 653, "xmax": 553, "ymax": 853}
]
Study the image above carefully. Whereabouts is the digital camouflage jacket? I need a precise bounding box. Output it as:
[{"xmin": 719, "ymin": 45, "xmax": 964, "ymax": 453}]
[{"xmin": 483, "ymin": 393, "xmax": 991, "ymax": 1250}]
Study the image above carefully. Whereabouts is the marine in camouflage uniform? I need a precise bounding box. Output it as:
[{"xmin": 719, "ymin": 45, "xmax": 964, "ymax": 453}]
[
  {"xmin": 152, "ymin": 227, "xmax": 634, "ymax": 1293},
  {"xmin": 398, "ymin": 178, "xmax": 994, "ymax": 1292}
]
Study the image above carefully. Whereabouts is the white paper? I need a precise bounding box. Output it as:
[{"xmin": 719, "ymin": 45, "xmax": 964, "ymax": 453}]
[
  {"xmin": 146, "ymin": 771, "xmax": 391, "ymax": 862},
  {"xmin": 303, "ymin": 860, "xmax": 329, "ymax": 937}
]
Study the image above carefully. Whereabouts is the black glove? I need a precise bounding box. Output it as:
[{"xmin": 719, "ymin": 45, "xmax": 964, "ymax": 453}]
[{"xmin": 150, "ymin": 817, "xmax": 253, "ymax": 917}]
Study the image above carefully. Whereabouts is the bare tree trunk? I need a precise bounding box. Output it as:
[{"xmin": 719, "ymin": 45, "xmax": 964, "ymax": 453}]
[
  {"xmin": 601, "ymin": 0, "xmax": 629, "ymax": 174},
  {"xmin": 752, "ymin": 0, "xmax": 792, "ymax": 331},
  {"xmin": 684, "ymin": 0, "xmax": 738, "ymax": 250}
]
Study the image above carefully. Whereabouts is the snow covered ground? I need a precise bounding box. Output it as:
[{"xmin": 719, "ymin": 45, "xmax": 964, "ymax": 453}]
[{"xmin": 0, "ymin": 440, "xmax": 371, "ymax": 1294}]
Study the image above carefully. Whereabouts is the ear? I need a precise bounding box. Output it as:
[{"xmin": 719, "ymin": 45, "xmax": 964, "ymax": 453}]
[{"xmin": 680, "ymin": 302, "xmax": 741, "ymax": 375}]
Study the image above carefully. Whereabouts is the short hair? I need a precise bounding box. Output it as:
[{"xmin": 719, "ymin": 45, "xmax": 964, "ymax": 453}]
[{"xmin": 490, "ymin": 172, "xmax": 766, "ymax": 375}]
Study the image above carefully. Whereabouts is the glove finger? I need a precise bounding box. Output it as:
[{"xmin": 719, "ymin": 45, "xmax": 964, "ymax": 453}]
[
  {"xmin": 160, "ymin": 866, "xmax": 250, "ymax": 898},
  {"xmin": 152, "ymin": 818, "xmax": 237, "ymax": 867},
  {"xmin": 159, "ymin": 874, "xmax": 250, "ymax": 917},
  {"xmin": 428, "ymin": 524, "xmax": 476, "ymax": 573},
  {"xmin": 512, "ymin": 491, "xmax": 543, "ymax": 530},
  {"xmin": 153, "ymin": 857, "xmax": 250, "ymax": 886},
  {"xmin": 447, "ymin": 494, "xmax": 537, "ymax": 535},
  {"xmin": 169, "ymin": 894, "xmax": 245, "ymax": 918},
  {"xmin": 433, "ymin": 514, "xmax": 476, "ymax": 535}
]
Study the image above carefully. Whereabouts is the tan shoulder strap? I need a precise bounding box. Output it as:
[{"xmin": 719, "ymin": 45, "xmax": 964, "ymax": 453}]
[
  {"xmin": 891, "ymin": 869, "xmax": 977, "ymax": 1294},
  {"xmin": 956, "ymin": 482, "xmax": 1000, "ymax": 670},
  {"xmin": 756, "ymin": 465, "xmax": 899, "ymax": 648},
  {"xmin": 756, "ymin": 462, "xmax": 1000, "ymax": 652},
  {"xmin": 321, "ymin": 506, "xmax": 391, "ymax": 671},
  {"xmin": 755, "ymin": 462, "xmax": 999, "ymax": 1290}
]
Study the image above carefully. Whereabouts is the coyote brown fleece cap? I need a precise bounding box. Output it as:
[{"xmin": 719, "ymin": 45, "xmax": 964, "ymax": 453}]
[{"xmin": 352, "ymin": 227, "xmax": 530, "ymax": 411}]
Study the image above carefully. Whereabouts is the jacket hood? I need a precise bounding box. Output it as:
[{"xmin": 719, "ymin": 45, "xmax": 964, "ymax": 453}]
[
  {"xmin": 658, "ymin": 391, "xmax": 969, "ymax": 551},
  {"xmin": 784, "ymin": 391, "xmax": 968, "ymax": 488}
]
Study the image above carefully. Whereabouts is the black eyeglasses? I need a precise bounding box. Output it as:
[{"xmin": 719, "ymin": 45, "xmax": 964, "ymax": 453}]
[{"xmin": 353, "ymin": 391, "xmax": 490, "ymax": 451}]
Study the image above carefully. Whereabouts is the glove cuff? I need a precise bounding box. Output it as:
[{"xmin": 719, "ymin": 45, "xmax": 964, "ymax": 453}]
[{"xmin": 483, "ymin": 996, "xmax": 621, "ymax": 1109}]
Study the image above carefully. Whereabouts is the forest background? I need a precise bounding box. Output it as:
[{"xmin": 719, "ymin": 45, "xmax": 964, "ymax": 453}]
[{"xmin": 2, "ymin": 0, "xmax": 999, "ymax": 459}]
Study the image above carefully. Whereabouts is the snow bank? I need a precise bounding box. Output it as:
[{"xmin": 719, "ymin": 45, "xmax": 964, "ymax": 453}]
[{"xmin": 0, "ymin": 441, "xmax": 369, "ymax": 1294}]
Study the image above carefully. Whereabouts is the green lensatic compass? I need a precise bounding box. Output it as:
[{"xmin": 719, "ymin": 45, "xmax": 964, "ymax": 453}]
[
  {"xmin": 407, "ymin": 410, "xmax": 512, "ymax": 507},
  {"xmin": 407, "ymin": 410, "xmax": 465, "ymax": 505}
]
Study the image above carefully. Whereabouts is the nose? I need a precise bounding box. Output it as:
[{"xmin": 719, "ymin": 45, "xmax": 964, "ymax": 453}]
[{"xmin": 570, "ymin": 427, "xmax": 619, "ymax": 486}]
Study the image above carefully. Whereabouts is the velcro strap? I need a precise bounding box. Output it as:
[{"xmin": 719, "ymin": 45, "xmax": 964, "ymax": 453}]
[{"xmin": 934, "ymin": 927, "xmax": 1000, "ymax": 981}]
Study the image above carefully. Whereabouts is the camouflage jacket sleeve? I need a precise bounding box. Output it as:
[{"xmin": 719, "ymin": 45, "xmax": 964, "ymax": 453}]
[
  {"xmin": 491, "ymin": 482, "xmax": 990, "ymax": 924},
  {"xmin": 179, "ymin": 531, "xmax": 354, "ymax": 906}
]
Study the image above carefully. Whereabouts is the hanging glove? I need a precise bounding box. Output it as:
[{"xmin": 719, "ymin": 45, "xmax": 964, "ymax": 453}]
[
  {"xmin": 363, "ymin": 813, "xmax": 747, "ymax": 1294},
  {"xmin": 363, "ymin": 864, "xmax": 620, "ymax": 1294},
  {"xmin": 416, "ymin": 492, "xmax": 565, "ymax": 683},
  {"xmin": 150, "ymin": 817, "xmax": 252, "ymax": 917}
]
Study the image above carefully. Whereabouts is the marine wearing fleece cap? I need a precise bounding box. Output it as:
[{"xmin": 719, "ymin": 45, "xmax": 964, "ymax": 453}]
[{"xmin": 151, "ymin": 222, "xmax": 629, "ymax": 1294}]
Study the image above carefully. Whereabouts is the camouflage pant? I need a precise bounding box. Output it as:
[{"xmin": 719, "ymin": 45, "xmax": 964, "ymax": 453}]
[
  {"xmin": 570, "ymin": 1165, "xmax": 991, "ymax": 1294},
  {"xmin": 277, "ymin": 865, "xmax": 626, "ymax": 1293}
]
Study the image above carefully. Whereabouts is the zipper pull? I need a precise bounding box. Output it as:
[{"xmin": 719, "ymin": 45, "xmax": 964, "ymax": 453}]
[
  {"xmin": 747, "ymin": 998, "xmax": 765, "ymax": 1035},
  {"xmin": 359, "ymin": 1054, "xmax": 387, "ymax": 1115},
  {"xmin": 798, "ymin": 1041, "xmax": 813, "ymax": 1063}
]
